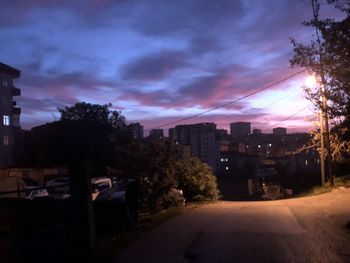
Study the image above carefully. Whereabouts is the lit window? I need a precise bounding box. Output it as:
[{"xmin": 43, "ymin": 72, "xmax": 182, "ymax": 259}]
[
  {"xmin": 268, "ymin": 143, "xmax": 272, "ymax": 147},
  {"xmin": 258, "ymin": 145, "xmax": 261, "ymax": 148},
  {"xmin": 3, "ymin": 136, "xmax": 9, "ymax": 145},
  {"xmin": 305, "ymin": 160, "xmax": 308, "ymax": 166},
  {"xmin": 226, "ymin": 158, "xmax": 228, "ymax": 162},
  {"xmin": 3, "ymin": 115, "xmax": 10, "ymax": 126},
  {"xmin": 221, "ymin": 158, "xmax": 224, "ymax": 162},
  {"xmin": 225, "ymin": 167, "xmax": 229, "ymax": 171}
]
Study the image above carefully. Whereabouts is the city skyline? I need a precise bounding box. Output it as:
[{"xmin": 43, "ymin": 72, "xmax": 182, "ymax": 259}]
[{"xmin": 0, "ymin": 0, "xmax": 343, "ymax": 132}]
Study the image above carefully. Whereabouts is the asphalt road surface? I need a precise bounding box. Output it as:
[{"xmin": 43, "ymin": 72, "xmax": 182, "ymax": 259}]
[{"xmin": 115, "ymin": 188, "xmax": 350, "ymax": 263}]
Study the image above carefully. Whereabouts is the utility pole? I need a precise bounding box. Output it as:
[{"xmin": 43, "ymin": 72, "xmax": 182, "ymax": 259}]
[
  {"xmin": 321, "ymin": 81, "xmax": 334, "ymax": 186},
  {"xmin": 319, "ymin": 101, "xmax": 326, "ymax": 187},
  {"xmin": 312, "ymin": 0, "xmax": 333, "ymax": 187}
]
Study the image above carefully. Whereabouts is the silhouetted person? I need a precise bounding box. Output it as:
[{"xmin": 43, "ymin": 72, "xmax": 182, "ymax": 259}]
[{"xmin": 125, "ymin": 179, "xmax": 140, "ymax": 227}]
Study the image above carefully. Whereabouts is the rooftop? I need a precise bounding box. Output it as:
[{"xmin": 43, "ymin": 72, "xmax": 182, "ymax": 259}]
[{"xmin": 0, "ymin": 62, "xmax": 20, "ymax": 78}]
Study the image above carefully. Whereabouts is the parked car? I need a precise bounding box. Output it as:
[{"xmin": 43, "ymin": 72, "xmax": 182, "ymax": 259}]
[
  {"xmin": 91, "ymin": 177, "xmax": 113, "ymax": 200},
  {"xmin": 95, "ymin": 179, "xmax": 127, "ymax": 202},
  {"xmin": 20, "ymin": 178, "xmax": 50, "ymax": 200},
  {"xmin": 26, "ymin": 189, "xmax": 50, "ymax": 200},
  {"xmin": 45, "ymin": 177, "xmax": 70, "ymax": 199}
]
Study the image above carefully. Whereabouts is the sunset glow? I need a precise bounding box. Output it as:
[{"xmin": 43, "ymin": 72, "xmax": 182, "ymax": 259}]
[{"xmin": 0, "ymin": 0, "xmax": 341, "ymax": 133}]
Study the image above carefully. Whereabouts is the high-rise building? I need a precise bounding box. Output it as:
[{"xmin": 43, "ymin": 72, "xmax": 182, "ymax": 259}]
[
  {"xmin": 129, "ymin": 123, "xmax": 144, "ymax": 139},
  {"xmin": 169, "ymin": 125, "xmax": 192, "ymax": 145},
  {"xmin": 216, "ymin": 129, "xmax": 230, "ymax": 152},
  {"xmin": 252, "ymin": 128, "xmax": 262, "ymax": 135},
  {"xmin": 0, "ymin": 63, "xmax": 21, "ymax": 167},
  {"xmin": 230, "ymin": 122, "xmax": 251, "ymax": 138},
  {"xmin": 149, "ymin": 128, "xmax": 164, "ymax": 139},
  {"xmin": 170, "ymin": 123, "xmax": 219, "ymax": 171},
  {"xmin": 273, "ymin": 127, "xmax": 287, "ymax": 136},
  {"xmin": 190, "ymin": 123, "xmax": 217, "ymax": 169},
  {"xmin": 215, "ymin": 129, "xmax": 229, "ymax": 140}
]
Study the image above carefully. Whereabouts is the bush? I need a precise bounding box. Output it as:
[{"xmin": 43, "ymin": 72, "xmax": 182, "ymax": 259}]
[{"xmin": 176, "ymin": 158, "xmax": 220, "ymax": 201}]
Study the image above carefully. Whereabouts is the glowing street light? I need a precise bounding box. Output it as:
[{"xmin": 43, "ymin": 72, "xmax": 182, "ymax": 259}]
[{"xmin": 304, "ymin": 75, "xmax": 317, "ymax": 87}]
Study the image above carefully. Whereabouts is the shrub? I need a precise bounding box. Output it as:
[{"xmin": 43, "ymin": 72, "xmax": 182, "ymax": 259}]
[{"xmin": 176, "ymin": 158, "xmax": 220, "ymax": 201}]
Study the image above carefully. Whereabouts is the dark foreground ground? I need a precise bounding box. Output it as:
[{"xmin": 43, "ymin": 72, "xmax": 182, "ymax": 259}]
[{"xmin": 115, "ymin": 187, "xmax": 350, "ymax": 263}]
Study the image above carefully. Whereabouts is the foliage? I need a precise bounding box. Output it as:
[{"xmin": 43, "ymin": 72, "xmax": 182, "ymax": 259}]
[
  {"xmin": 17, "ymin": 102, "xmax": 129, "ymax": 175},
  {"xmin": 296, "ymin": 128, "xmax": 350, "ymax": 162},
  {"xmin": 290, "ymin": 0, "xmax": 350, "ymax": 182},
  {"xmin": 290, "ymin": 0, "xmax": 350, "ymax": 119},
  {"xmin": 124, "ymin": 139, "xmax": 220, "ymax": 210},
  {"xmin": 58, "ymin": 102, "xmax": 126, "ymax": 130},
  {"xmin": 124, "ymin": 139, "xmax": 179, "ymax": 211},
  {"xmin": 175, "ymin": 157, "xmax": 220, "ymax": 201}
]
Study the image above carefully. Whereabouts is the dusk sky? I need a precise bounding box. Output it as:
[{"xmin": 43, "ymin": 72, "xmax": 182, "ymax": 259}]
[{"xmin": 0, "ymin": 0, "xmax": 343, "ymax": 134}]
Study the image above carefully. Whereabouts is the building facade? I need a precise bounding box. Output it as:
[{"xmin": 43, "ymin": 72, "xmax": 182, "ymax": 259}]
[
  {"xmin": 129, "ymin": 122, "xmax": 144, "ymax": 139},
  {"xmin": 273, "ymin": 127, "xmax": 287, "ymax": 136},
  {"xmin": 252, "ymin": 128, "xmax": 262, "ymax": 135},
  {"xmin": 0, "ymin": 63, "xmax": 21, "ymax": 167},
  {"xmin": 189, "ymin": 123, "xmax": 218, "ymax": 170},
  {"xmin": 230, "ymin": 122, "xmax": 251, "ymax": 139},
  {"xmin": 170, "ymin": 123, "xmax": 219, "ymax": 172},
  {"xmin": 149, "ymin": 128, "xmax": 164, "ymax": 139}
]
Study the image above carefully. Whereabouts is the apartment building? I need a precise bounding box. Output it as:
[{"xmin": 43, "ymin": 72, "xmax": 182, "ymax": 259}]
[
  {"xmin": 129, "ymin": 122, "xmax": 144, "ymax": 139},
  {"xmin": 0, "ymin": 63, "xmax": 21, "ymax": 167},
  {"xmin": 170, "ymin": 123, "xmax": 219, "ymax": 171},
  {"xmin": 149, "ymin": 128, "xmax": 164, "ymax": 139},
  {"xmin": 230, "ymin": 122, "xmax": 251, "ymax": 139}
]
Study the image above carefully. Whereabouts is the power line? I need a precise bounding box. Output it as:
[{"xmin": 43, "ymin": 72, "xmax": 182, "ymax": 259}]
[
  {"xmin": 260, "ymin": 104, "xmax": 311, "ymax": 132},
  {"xmin": 145, "ymin": 69, "xmax": 307, "ymax": 131},
  {"xmin": 278, "ymin": 105, "xmax": 311, "ymax": 124},
  {"xmin": 260, "ymin": 90, "xmax": 299, "ymax": 110}
]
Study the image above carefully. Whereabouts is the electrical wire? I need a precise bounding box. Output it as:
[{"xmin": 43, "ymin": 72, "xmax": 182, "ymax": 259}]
[
  {"xmin": 260, "ymin": 104, "xmax": 311, "ymax": 132},
  {"xmin": 260, "ymin": 91, "xmax": 299, "ymax": 110},
  {"xmin": 145, "ymin": 68, "xmax": 307, "ymax": 131}
]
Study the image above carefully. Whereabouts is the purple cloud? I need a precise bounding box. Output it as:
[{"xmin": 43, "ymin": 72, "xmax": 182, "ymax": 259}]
[{"xmin": 121, "ymin": 50, "xmax": 188, "ymax": 81}]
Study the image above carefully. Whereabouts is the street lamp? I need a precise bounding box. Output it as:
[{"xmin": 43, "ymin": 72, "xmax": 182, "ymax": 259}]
[{"xmin": 305, "ymin": 75, "xmax": 317, "ymax": 87}]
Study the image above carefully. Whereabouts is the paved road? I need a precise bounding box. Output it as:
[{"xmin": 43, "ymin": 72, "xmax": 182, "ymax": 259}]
[{"xmin": 115, "ymin": 188, "xmax": 350, "ymax": 263}]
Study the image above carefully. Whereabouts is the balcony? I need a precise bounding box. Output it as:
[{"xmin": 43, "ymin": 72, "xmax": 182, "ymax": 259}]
[
  {"xmin": 12, "ymin": 107, "xmax": 21, "ymax": 115},
  {"xmin": 12, "ymin": 87, "xmax": 21, "ymax": 96}
]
